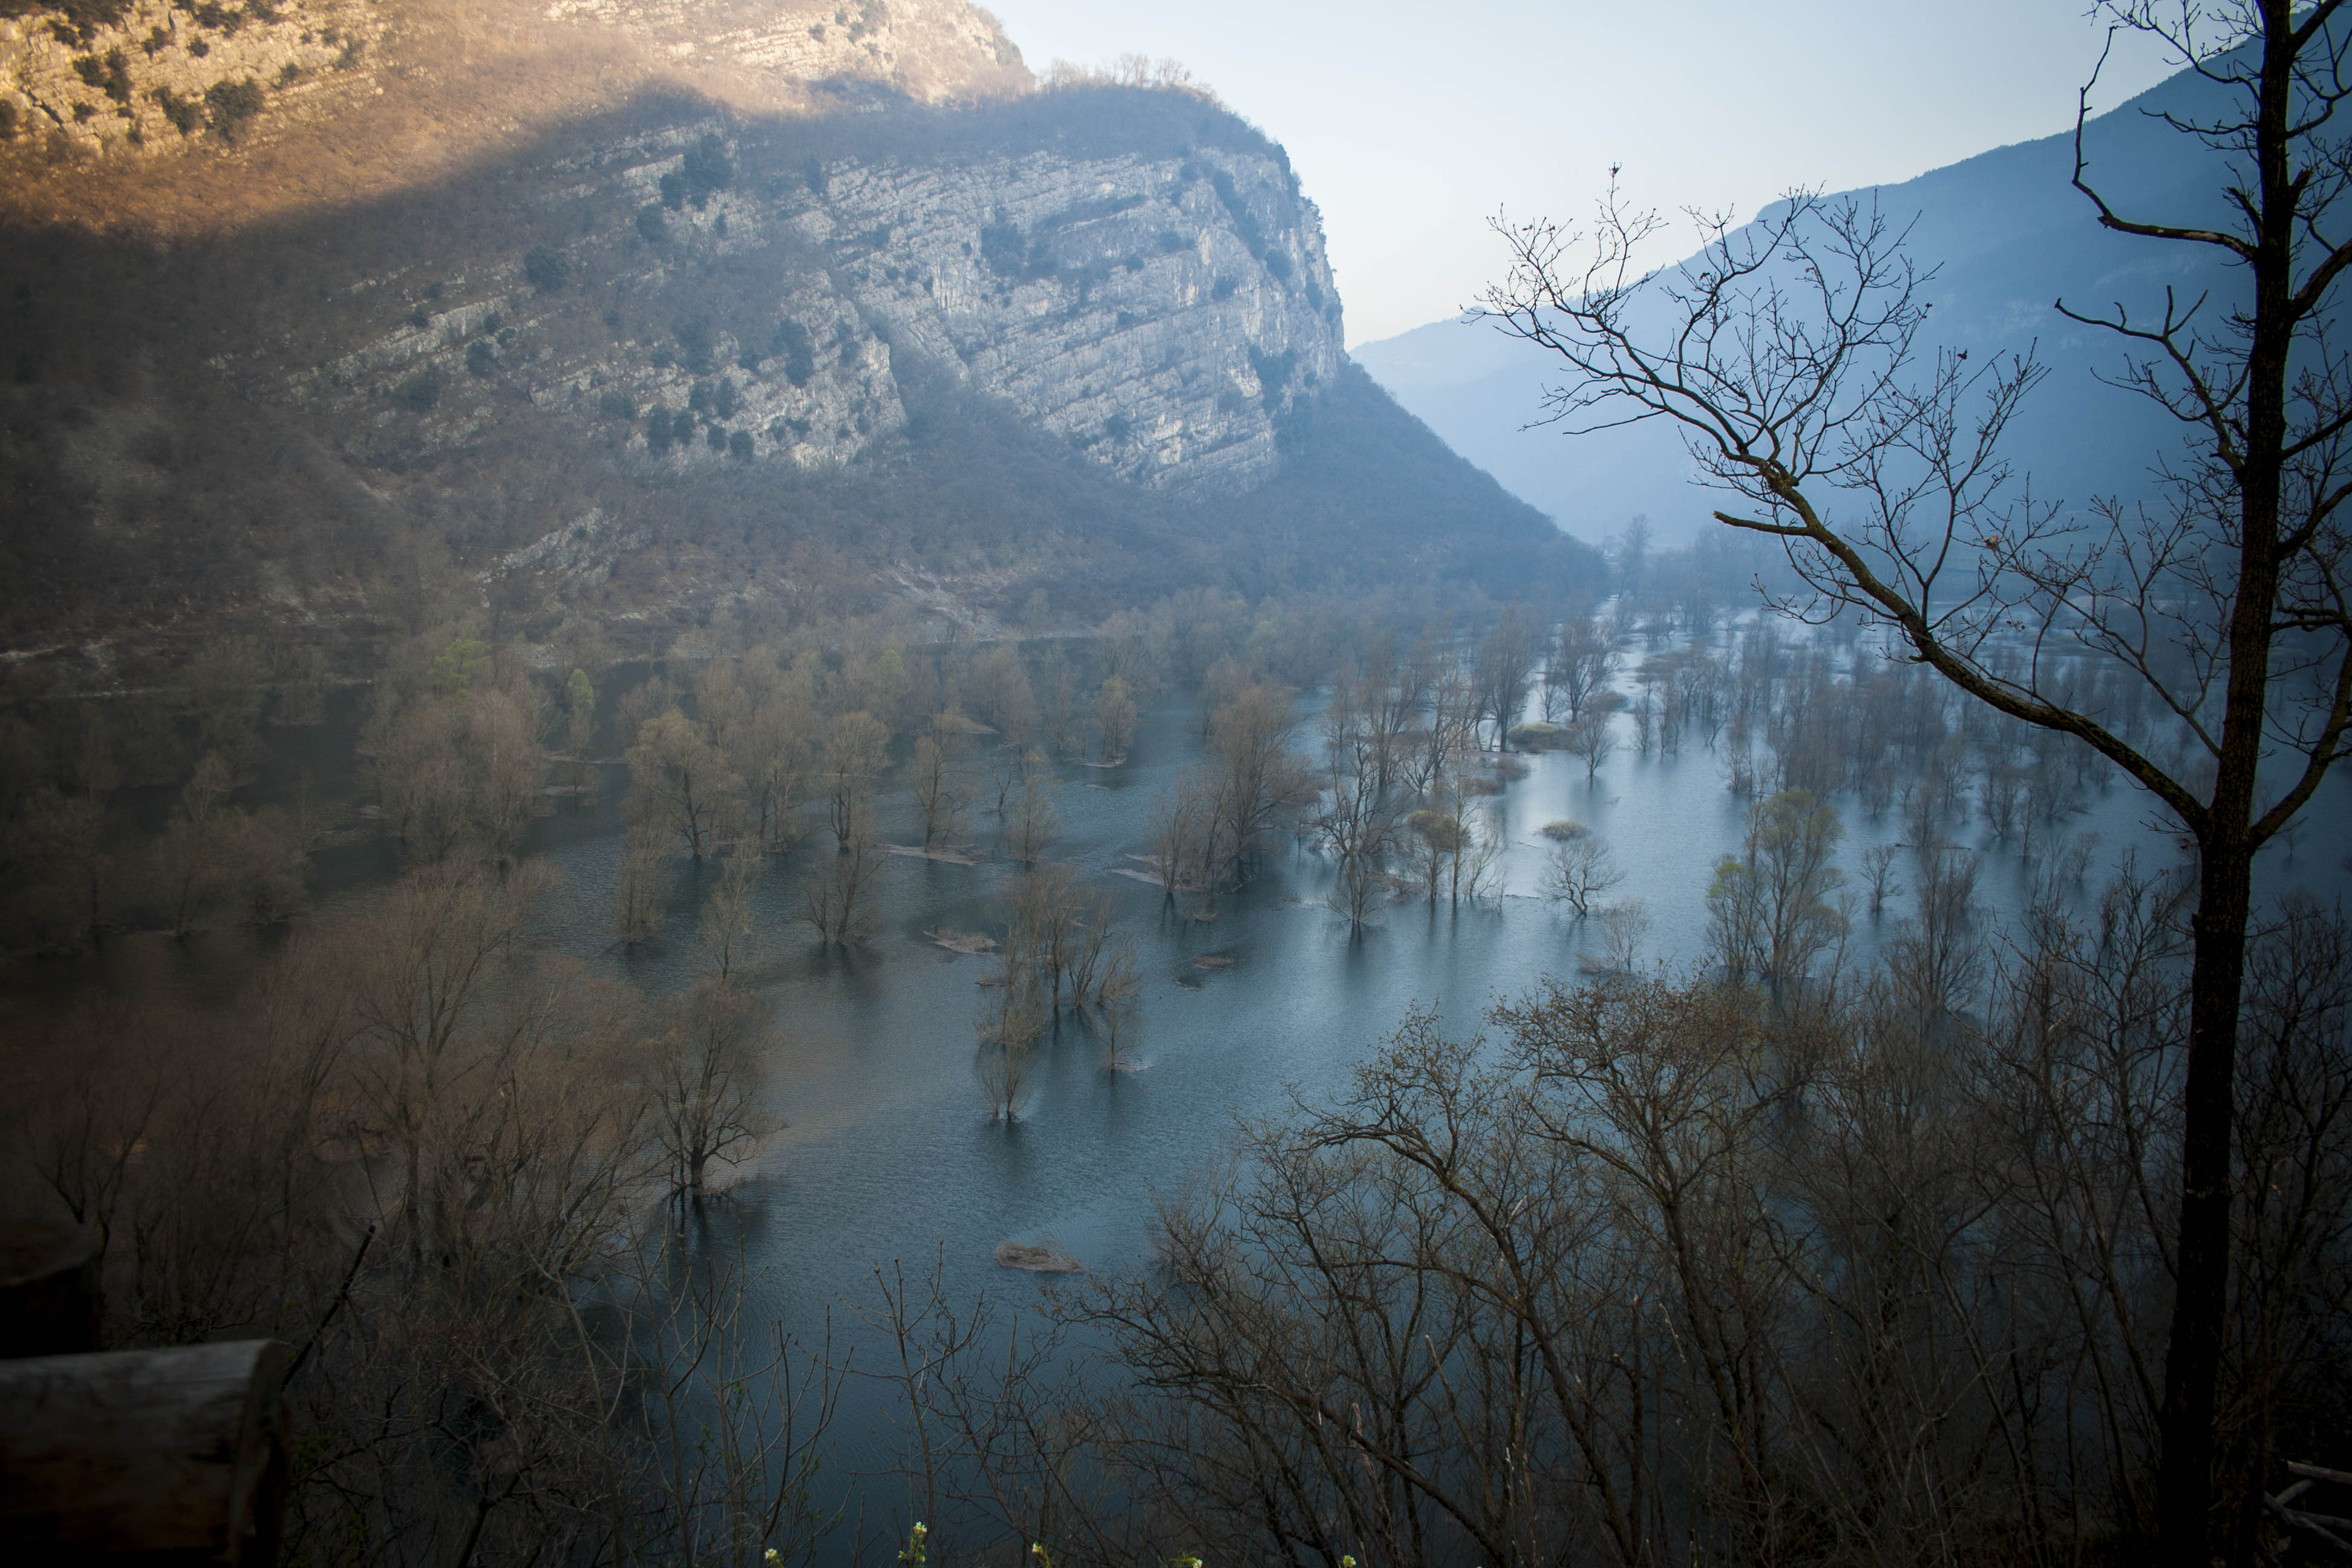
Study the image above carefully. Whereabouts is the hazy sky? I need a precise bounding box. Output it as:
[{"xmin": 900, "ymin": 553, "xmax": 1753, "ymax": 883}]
[{"xmin": 983, "ymin": 1, "xmax": 2186, "ymax": 346}]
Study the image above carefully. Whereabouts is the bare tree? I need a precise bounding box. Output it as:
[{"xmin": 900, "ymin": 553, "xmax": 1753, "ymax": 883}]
[
  {"xmin": 820, "ymin": 711, "xmax": 891, "ymax": 850},
  {"xmin": 1316, "ymin": 691, "xmax": 1403, "ymax": 930},
  {"xmin": 910, "ymin": 725, "xmax": 971, "ymax": 848},
  {"xmin": 1706, "ymin": 788, "xmax": 1847, "ymax": 998},
  {"xmin": 697, "ymin": 855, "xmax": 761, "ymax": 982},
  {"xmin": 1094, "ymin": 676, "xmax": 1138, "ymax": 764},
  {"xmin": 1090, "ymin": 946, "xmax": 1145, "ymax": 1073},
  {"xmin": 1597, "ymin": 897, "xmax": 1650, "ymax": 972},
  {"xmin": 648, "ymin": 978, "xmax": 772, "ymax": 1199},
  {"xmin": 738, "ymin": 664, "xmax": 818, "ymax": 854},
  {"xmin": 1567, "ymin": 711, "xmax": 1617, "ymax": 781},
  {"xmin": 1145, "ymin": 776, "xmax": 1212, "ymax": 909},
  {"xmin": 627, "ymin": 708, "xmax": 735, "ymax": 860},
  {"xmin": 1474, "ymin": 604, "xmax": 1545, "ymax": 749},
  {"xmin": 1483, "ymin": 11, "xmax": 2352, "ymax": 1530},
  {"xmin": 1543, "ymin": 826, "xmax": 1624, "ymax": 916},
  {"xmin": 1861, "ymin": 841, "xmax": 1904, "ymax": 915},
  {"xmin": 1007, "ymin": 749, "xmax": 1060, "ymax": 863},
  {"xmin": 611, "ymin": 824, "xmax": 667, "ymax": 946},
  {"xmin": 1204, "ymin": 685, "xmax": 1318, "ymax": 887},
  {"xmin": 802, "ymin": 831, "xmax": 882, "ymax": 947},
  {"xmin": 1545, "ymin": 606, "xmax": 1619, "ymax": 722},
  {"xmin": 976, "ymin": 970, "xmax": 1047, "ymax": 1125}
]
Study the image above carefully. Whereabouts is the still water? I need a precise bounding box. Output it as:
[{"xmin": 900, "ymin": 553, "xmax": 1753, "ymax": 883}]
[
  {"xmin": 18, "ymin": 658, "xmax": 2350, "ymax": 1535},
  {"xmin": 538, "ymin": 685, "xmax": 2348, "ymax": 1439}
]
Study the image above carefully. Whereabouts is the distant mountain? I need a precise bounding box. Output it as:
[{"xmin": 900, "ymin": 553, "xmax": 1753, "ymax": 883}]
[{"xmin": 1356, "ymin": 57, "xmax": 2240, "ymax": 544}]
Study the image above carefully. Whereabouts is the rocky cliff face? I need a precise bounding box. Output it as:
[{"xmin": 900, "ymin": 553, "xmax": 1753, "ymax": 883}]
[
  {"xmin": 259, "ymin": 103, "xmax": 1340, "ymax": 496},
  {"xmin": 822, "ymin": 140, "xmax": 1341, "ymax": 489}
]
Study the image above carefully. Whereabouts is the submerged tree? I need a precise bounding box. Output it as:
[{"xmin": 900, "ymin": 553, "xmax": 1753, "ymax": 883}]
[{"xmin": 649, "ymin": 978, "xmax": 772, "ymax": 1199}]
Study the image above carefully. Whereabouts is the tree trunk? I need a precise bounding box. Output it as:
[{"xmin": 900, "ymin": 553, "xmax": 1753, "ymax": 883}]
[{"xmin": 2155, "ymin": 838, "xmax": 2253, "ymax": 1563}]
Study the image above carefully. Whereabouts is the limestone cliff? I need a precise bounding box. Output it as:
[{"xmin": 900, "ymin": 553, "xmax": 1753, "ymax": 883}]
[{"xmin": 256, "ymin": 101, "xmax": 1339, "ymax": 495}]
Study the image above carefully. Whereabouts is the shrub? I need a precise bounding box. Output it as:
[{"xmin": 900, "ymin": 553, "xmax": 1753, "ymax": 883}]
[
  {"xmin": 1103, "ymin": 413, "xmax": 1133, "ymax": 443},
  {"xmin": 705, "ymin": 424, "xmax": 727, "ymax": 452},
  {"xmin": 203, "ymin": 78, "xmax": 264, "ymax": 140},
  {"xmin": 72, "ymin": 50, "xmax": 131, "ymax": 105},
  {"xmin": 44, "ymin": 1, "xmax": 131, "ymax": 46},
  {"xmin": 1510, "ymin": 720, "xmax": 1569, "ymax": 751},
  {"xmin": 523, "ymin": 246, "xmax": 568, "ymax": 294},
  {"xmin": 658, "ymin": 170, "xmax": 686, "ymax": 211},
  {"xmin": 675, "ymin": 316, "xmax": 715, "ymax": 374},
  {"xmin": 644, "ymin": 405, "xmax": 675, "ymax": 453},
  {"xmin": 635, "ymin": 203, "xmax": 667, "ymax": 244},
  {"xmin": 149, "ymin": 86, "xmax": 201, "ymax": 132},
  {"xmin": 465, "ymin": 341, "xmax": 497, "ymax": 378},
  {"xmin": 0, "ymin": 102, "xmax": 17, "ymax": 142},
  {"xmin": 276, "ymin": 60, "xmax": 301, "ymax": 87},
  {"xmin": 728, "ymin": 429, "xmax": 754, "ymax": 462},
  {"xmin": 1211, "ymin": 275, "xmax": 1238, "ymax": 301},
  {"xmin": 771, "ymin": 318, "xmax": 815, "ymax": 387},
  {"xmin": 804, "ymin": 156, "xmax": 827, "ymax": 195},
  {"xmin": 395, "ymin": 369, "xmax": 442, "ymax": 412},
  {"xmin": 597, "ymin": 388, "xmax": 635, "ymax": 421},
  {"xmin": 679, "ymin": 133, "xmax": 731, "ymax": 207},
  {"xmin": 978, "ymin": 221, "xmax": 1025, "ymax": 275},
  {"xmin": 1249, "ymin": 345, "xmax": 1296, "ymax": 395}
]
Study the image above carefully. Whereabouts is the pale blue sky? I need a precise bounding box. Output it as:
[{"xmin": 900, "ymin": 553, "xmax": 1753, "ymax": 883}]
[{"xmin": 983, "ymin": 1, "xmax": 2184, "ymax": 345}]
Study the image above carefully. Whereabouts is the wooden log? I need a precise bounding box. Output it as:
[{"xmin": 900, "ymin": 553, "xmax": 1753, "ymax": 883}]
[
  {"xmin": 0, "ymin": 1220, "xmax": 101, "ymax": 1359},
  {"xmin": 0, "ymin": 1339, "xmax": 287, "ymax": 1566}
]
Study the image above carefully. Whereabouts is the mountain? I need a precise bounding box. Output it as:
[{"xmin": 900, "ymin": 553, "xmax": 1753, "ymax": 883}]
[
  {"xmin": 1354, "ymin": 57, "xmax": 2242, "ymax": 544},
  {"xmin": 0, "ymin": 1, "xmax": 1593, "ymax": 685}
]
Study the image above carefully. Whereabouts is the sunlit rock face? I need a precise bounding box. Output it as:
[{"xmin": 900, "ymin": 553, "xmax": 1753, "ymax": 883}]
[
  {"xmin": 0, "ymin": 0, "xmax": 1028, "ymax": 176},
  {"xmin": 540, "ymin": 0, "xmax": 1030, "ymax": 105}
]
